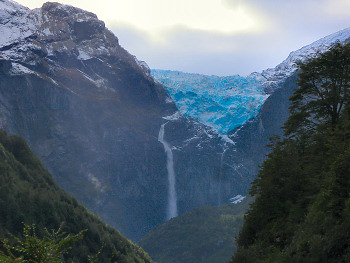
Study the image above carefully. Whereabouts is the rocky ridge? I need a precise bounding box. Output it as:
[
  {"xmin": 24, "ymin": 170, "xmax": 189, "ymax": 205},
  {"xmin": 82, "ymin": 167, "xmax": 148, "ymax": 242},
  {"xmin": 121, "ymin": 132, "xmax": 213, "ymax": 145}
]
[
  {"xmin": 0, "ymin": 0, "xmax": 174, "ymax": 241},
  {"xmin": 152, "ymin": 27, "xmax": 350, "ymax": 137},
  {"xmin": 2, "ymin": 0, "xmax": 349, "ymax": 243},
  {"xmin": 0, "ymin": 0, "xmax": 244, "ymax": 241},
  {"xmin": 258, "ymin": 27, "xmax": 350, "ymax": 93}
]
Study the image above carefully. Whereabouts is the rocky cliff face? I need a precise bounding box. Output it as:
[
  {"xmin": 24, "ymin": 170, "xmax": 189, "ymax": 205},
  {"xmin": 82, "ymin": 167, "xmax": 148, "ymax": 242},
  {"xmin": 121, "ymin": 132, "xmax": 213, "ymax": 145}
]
[
  {"xmin": 229, "ymin": 27, "xmax": 350, "ymax": 178},
  {"xmin": 227, "ymin": 74, "xmax": 298, "ymax": 180},
  {"xmin": 259, "ymin": 27, "xmax": 350, "ymax": 93},
  {"xmin": 0, "ymin": 0, "xmax": 174, "ymax": 241},
  {"xmin": 0, "ymin": 0, "xmax": 244, "ymax": 241},
  {"xmin": 3, "ymin": 0, "xmax": 348, "ymax": 242},
  {"xmin": 152, "ymin": 27, "xmax": 350, "ymax": 210}
]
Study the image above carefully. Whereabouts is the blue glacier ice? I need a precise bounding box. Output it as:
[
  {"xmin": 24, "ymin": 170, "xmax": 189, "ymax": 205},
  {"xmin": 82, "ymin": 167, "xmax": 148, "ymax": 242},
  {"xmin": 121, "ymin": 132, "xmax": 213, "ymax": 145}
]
[{"xmin": 152, "ymin": 70, "xmax": 269, "ymax": 134}]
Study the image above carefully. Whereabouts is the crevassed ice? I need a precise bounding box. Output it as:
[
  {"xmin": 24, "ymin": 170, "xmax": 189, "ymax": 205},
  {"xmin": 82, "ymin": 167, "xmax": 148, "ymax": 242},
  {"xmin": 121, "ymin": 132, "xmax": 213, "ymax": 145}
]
[{"xmin": 152, "ymin": 70, "xmax": 269, "ymax": 134}]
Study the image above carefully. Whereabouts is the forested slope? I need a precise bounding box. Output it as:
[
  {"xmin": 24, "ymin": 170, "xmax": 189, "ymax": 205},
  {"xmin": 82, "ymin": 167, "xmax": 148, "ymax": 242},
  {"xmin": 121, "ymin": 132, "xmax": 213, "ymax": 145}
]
[
  {"xmin": 231, "ymin": 43, "xmax": 350, "ymax": 263},
  {"xmin": 0, "ymin": 130, "xmax": 152, "ymax": 262},
  {"xmin": 139, "ymin": 197, "xmax": 251, "ymax": 263}
]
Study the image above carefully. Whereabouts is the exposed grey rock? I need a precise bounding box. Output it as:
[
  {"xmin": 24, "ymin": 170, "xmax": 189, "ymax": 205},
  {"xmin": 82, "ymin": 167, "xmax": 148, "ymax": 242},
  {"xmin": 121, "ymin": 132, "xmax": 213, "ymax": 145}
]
[{"xmin": 0, "ymin": 1, "xmax": 246, "ymax": 241}]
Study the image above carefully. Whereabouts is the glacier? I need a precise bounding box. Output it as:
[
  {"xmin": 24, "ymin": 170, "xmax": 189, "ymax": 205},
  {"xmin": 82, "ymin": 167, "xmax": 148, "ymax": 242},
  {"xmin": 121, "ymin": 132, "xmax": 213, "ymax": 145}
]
[
  {"xmin": 152, "ymin": 70, "xmax": 269, "ymax": 134},
  {"xmin": 152, "ymin": 27, "xmax": 350, "ymax": 135}
]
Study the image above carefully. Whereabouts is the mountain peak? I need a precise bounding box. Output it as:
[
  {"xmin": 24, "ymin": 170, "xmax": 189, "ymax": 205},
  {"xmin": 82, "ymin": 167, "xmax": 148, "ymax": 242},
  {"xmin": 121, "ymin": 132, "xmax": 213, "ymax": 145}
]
[
  {"xmin": 42, "ymin": 2, "xmax": 97, "ymax": 18},
  {"xmin": 39, "ymin": 1, "xmax": 108, "ymax": 46},
  {"xmin": 0, "ymin": 1, "xmax": 156, "ymax": 79},
  {"xmin": 261, "ymin": 27, "xmax": 350, "ymax": 92},
  {"xmin": 0, "ymin": 0, "xmax": 27, "ymax": 12},
  {"xmin": 0, "ymin": 0, "xmax": 32, "ymax": 48},
  {"xmin": 0, "ymin": 0, "xmax": 157, "ymax": 107}
]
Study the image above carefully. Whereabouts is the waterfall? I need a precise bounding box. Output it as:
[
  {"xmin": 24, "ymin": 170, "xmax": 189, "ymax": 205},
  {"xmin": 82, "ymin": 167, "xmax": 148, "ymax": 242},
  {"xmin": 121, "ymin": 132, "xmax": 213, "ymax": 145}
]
[
  {"xmin": 218, "ymin": 147, "xmax": 227, "ymax": 206},
  {"xmin": 158, "ymin": 123, "xmax": 178, "ymax": 220}
]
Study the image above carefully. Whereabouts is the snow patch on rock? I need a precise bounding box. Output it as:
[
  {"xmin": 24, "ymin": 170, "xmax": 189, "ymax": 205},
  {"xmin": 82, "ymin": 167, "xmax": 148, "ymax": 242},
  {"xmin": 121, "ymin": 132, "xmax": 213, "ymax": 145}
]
[
  {"xmin": 230, "ymin": 195, "xmax": 245, "ymax": 204},
  {"xmin": 260, "ymin": 27, "xmax": 350, "ymax": 92},
  {"xmin": 163, "ymin": 111, "xmax": 182, "ymax": 121},
  {"xmin": 9, "ymin": 62, "xmax": 35, "ymax": 75}
]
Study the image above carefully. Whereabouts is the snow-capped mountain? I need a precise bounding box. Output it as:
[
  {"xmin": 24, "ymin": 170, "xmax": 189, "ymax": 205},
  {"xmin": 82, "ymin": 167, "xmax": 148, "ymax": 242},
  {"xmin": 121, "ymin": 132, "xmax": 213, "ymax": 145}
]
[
  {"xmin": 0, "ymin": 0, "xmax": 175, "ymax": 241},
  {"xmin": 0, "ymin": 0, "xmax": 246, "ymax": 242},
  {"xmin": 0, "ymin": 0, "xmax": 149, "ymax": 79},
  {"xmin": 152, "ymin": 70, "xmax": 269, "ymax": 134},
  {"xmin": 260, "ymin": 27, "xmax": 350, "ymax": 92},
  {"xmin": 152, "ymin": 27, "xmax": 350, "ymax": 135},
  {"xmin": 0, "ymin": 0, "xmax": 33, "ymax": 46},
  {"xmin": 1, "ymin": 0, "xmax": 350, "ymax": 244}
]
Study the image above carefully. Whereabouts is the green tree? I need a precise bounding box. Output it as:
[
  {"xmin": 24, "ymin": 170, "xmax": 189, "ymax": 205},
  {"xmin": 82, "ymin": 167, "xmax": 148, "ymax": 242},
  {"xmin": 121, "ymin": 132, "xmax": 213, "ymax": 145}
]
[
  {"xmin": 285, "ymin": 42, "xmax": 350, "ymax": 136},
  {"xmin": 231, "ymin": 42, "xmax": 350, "ymax": 263},
  {"xmin": 0, "ymin": 224, "xmax": 84, "ymax": 263}
]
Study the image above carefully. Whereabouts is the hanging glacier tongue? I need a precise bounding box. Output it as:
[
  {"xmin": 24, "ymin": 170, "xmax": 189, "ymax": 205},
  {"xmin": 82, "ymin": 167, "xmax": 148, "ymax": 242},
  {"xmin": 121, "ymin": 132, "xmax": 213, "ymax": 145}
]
[
  {"xmin": 158, "ymin": 123, "xmax": 178, "ymax": 220},
  {"xmin": 152, "ymin": 70, "xmax": 269, "ymax": 134}
]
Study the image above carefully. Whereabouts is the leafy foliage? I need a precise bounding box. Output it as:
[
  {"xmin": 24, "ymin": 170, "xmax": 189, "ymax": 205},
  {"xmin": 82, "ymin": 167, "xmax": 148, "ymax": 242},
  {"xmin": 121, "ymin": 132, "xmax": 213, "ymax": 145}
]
[
  {"xmin": 139, "ymin": 197, "xmax": 251, "ymax": 263},
  {"xmin": 285, "ymin": 42, "xmax": 350, "ymax": 136},
  {"xmin": 231, "ymin": 43, "xmax": 350, "ymax": 263},
  {"xmin": 0, "ymin": 224, "xmax": 84, "ymax": 263},
  {"xmin": 0, "ymin": 130, "xmax": 152, "ymax": 263}
]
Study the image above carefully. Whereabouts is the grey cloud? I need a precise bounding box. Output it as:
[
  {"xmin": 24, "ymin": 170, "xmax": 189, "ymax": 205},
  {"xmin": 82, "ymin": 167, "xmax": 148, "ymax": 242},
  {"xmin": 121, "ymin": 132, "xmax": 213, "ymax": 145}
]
[
  {"xmin": 109, "ymin": 0, "xmax": 350, "ymax": 76},
  {"xmin": 111, "ymin": 24, "xmax": 295, "ymax": 75}
]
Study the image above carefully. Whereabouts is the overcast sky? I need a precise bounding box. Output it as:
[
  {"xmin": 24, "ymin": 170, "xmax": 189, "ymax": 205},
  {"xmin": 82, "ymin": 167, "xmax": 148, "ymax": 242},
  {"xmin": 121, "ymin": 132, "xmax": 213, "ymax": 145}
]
[{"xmin": 15, "ymin": 0, "xmax": 350, "ymax": 76}]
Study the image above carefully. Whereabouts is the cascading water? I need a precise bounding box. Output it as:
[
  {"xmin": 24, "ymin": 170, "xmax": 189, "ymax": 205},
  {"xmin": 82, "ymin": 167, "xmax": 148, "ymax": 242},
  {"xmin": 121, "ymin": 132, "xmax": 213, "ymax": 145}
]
[
  {"xmin": 158, "ymin": 123, "xmax": 178, "ymax": 220},
  {"xmin": 217, "ymin": 148, "xmax": 224, "ymax": 206},
  {"xmin": 217, "ymin": 146, "xmax": 229, "ymax": 206}
]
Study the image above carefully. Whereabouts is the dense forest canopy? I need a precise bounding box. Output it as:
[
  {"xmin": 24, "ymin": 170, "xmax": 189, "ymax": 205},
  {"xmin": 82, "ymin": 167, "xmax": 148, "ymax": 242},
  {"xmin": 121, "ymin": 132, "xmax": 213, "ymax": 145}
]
[
  {"xmin": 0, "ymin": 130, "xmax": 152, "ymax": 263},
  {"xmin": 285, "ymin": 42, "xmax": 350, "ymax": 136},
  {"xmin": 231, "ymin": 42, "xmax": 350, "ymax": 263}
]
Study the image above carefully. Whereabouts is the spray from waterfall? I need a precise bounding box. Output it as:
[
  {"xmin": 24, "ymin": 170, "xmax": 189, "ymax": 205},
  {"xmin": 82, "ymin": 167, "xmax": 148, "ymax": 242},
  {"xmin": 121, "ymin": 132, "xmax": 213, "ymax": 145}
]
[
  {"xmin": 218, "ymin": 147, "xmax": 228, "ymax": 206},
  {"xmin": 158, "ymin": 123, "xmax": 178, "ymax": 220}
]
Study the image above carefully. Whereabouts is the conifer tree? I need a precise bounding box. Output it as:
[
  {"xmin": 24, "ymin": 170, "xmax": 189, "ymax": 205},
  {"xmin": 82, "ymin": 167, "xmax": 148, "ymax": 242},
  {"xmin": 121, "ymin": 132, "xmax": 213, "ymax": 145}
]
[
  {"xmin": 285, "ymin": 42, "xmax": 350, "ymax": 136},
  {"xmin": 0, "ymin": 224, "xmax": 84, "ymax": 263},
  {"xmin": 231, "ymin": 41, "xmax": 350, "ymax": 263}
]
